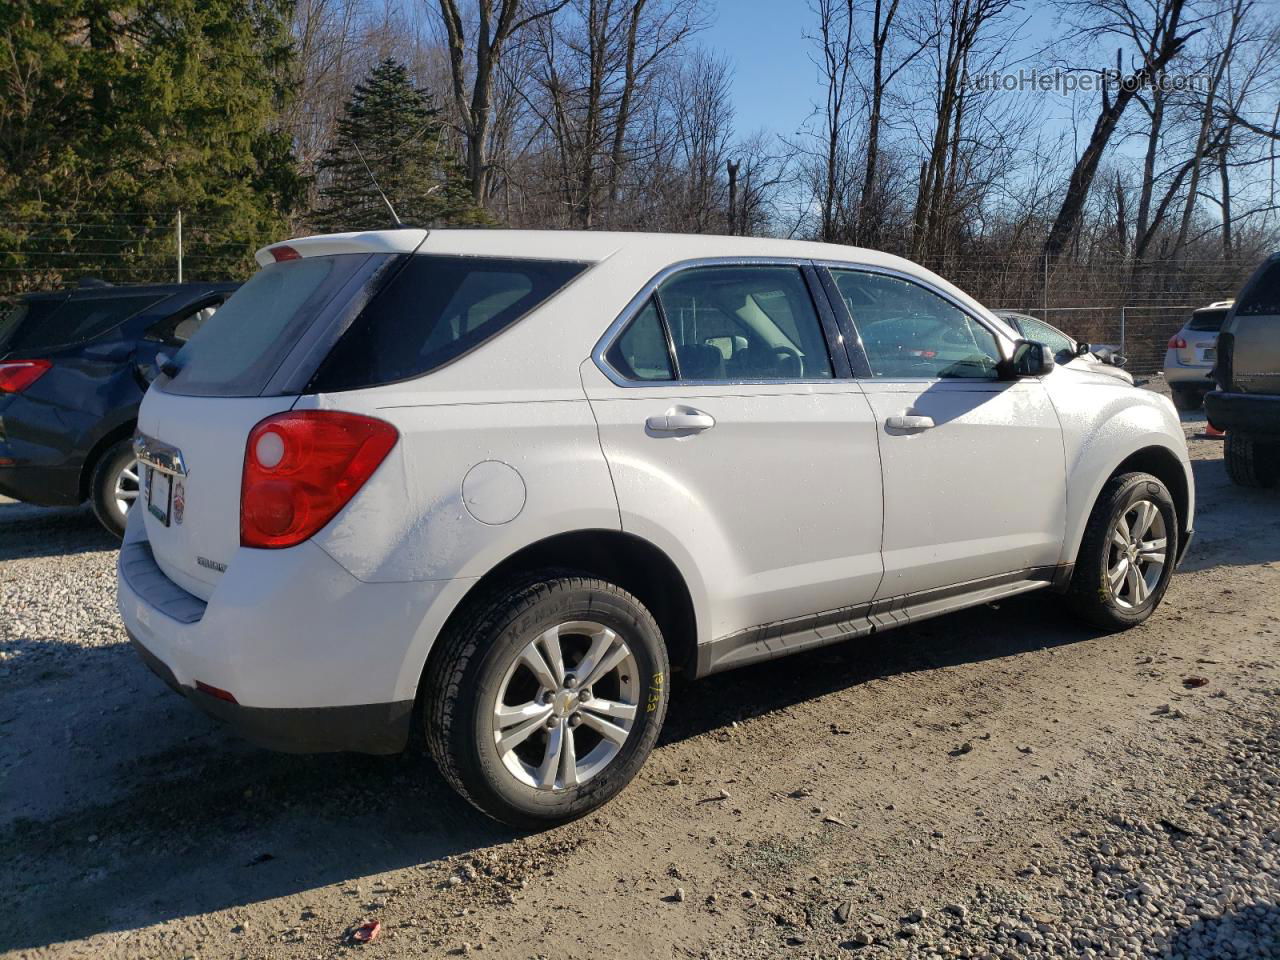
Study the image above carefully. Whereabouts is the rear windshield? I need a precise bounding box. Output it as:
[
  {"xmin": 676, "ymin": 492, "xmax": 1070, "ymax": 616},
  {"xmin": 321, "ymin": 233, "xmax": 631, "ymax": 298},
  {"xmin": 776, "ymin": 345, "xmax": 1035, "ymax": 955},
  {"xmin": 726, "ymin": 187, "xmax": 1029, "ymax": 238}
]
[
  {"xmin": 164, "ymin": 254, "xmax": 375, "ymax": 397},
  {"xmin": 1188, "ymin": 308, "xmax": 1228, "ymax": 331},
  {"xmin": 2, "ymin": 293, "xmax": 161, "ymax": 354},
  {"xmin": 1237, "ymin": 262, "xmax": 1280, "ymax": 317},
  {"xmin": 309, "ymin": 255, "xmax": 588, "ymax": 392}
]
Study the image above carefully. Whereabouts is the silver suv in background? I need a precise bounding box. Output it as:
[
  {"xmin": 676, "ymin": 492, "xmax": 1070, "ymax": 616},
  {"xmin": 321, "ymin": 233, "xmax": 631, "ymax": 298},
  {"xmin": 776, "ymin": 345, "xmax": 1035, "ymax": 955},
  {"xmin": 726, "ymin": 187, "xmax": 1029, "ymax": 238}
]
[
  {"xmin": 1206, "ymin": 256, "xmax": 1280, "ymax": 487},
  {"xmin": 1164, "ymin": 300, "xmax": 1233, "ymax": 412}
]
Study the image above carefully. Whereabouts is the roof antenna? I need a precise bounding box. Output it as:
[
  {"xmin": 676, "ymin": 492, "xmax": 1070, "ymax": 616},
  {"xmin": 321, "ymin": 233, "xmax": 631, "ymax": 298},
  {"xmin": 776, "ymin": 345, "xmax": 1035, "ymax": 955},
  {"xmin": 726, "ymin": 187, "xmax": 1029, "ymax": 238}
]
[{"xmin": 352, "ymin": 142, "xmax": 402, "ymax": 227}]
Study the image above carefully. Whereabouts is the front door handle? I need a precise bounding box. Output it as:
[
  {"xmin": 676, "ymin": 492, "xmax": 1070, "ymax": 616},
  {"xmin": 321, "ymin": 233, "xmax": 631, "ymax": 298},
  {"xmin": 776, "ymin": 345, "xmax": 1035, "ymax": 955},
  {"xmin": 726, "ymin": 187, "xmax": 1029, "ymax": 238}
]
[
  {"xmin": 885, "ymin": 414, "xmax": 935, "ymax": 431},
  {"xmin": 646, "ymin": 410, "xmax": 716, "ymax": 433}
]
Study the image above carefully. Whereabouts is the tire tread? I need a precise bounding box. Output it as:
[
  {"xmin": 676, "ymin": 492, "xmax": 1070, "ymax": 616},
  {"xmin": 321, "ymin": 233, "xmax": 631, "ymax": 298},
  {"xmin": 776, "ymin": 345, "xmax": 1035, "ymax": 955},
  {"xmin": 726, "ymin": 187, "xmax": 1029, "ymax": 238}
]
[
  {"xmin": 1224, "ymin": 432, "xmax": 1280, "ymax": 488},
  {"xmin": 1065, "ymin": 471, "xmax": 1177, "ymax": 631},
  {"xmin": 423, "ymin": 569, "xmax": 664, "ymax": 825}
]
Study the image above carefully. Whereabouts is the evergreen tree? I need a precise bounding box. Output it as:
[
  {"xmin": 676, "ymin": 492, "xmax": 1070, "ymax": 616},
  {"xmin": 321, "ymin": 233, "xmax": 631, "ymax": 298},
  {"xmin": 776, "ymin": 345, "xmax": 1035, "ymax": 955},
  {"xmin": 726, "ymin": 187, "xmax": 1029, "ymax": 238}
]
[
  {"xmin": 0, "ymin": 0, "xmax": 305, "ymax": 290},
  {"xmin": 310, "ymin": 58, "xmax": 485, "ymax": 232}
]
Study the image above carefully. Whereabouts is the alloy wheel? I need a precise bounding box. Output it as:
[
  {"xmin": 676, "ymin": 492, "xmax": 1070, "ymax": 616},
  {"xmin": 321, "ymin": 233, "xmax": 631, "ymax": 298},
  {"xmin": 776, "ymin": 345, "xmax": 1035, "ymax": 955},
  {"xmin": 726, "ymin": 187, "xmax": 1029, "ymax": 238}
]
[
  {"xmin": 114, "ymin": 458, "xmax": 141, "ymax": 518},
  {"xmin": 492, "ymin": 620, "xmax": 640, "ymax": 791},
  {"xmin": 1107, "ymin": 499, "xmax": 1167, "ymax": 609}
]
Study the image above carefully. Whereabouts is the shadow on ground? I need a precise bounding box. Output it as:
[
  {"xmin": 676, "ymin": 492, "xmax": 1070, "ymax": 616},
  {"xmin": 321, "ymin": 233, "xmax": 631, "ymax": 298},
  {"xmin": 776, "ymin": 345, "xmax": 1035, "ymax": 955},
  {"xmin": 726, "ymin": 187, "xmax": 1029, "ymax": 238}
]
[
  {"xmin": 1178, "ymin": 457, "xmax": 1280, "ymax": 573},
  {"xmin": 1161, "ymin": 902, "xmax": 1280, "ymax": 957},
  {"xmin": 0, "ymin": 498, "xmax": 115, "ymax": 560},
  {"xmin": 3, "ymin": 417, "xmax": 1278, "ymax": 951},
  {"xmin": 2, "ymin": 589, "xmax": 1103, "ymax": 953}
]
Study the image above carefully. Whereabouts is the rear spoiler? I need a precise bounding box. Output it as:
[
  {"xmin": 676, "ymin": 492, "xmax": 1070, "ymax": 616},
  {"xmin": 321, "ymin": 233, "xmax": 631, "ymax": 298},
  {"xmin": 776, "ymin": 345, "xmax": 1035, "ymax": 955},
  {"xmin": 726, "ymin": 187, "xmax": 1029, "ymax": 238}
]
[{"xmin": 254, "ymin": 229, "xmax": 429, "ymax": 267}]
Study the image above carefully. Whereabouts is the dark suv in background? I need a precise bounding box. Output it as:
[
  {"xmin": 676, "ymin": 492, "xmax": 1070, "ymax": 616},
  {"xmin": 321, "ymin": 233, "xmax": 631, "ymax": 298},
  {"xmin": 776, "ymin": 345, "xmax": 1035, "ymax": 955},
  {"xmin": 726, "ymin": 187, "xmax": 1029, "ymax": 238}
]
[
  {"xmin": 0, "ymin": 280, "xmax": 237, "ymax": 535},
  {"xmin": 1206, "ymin": 253, "xmax": 1280, "ymax": 488}
]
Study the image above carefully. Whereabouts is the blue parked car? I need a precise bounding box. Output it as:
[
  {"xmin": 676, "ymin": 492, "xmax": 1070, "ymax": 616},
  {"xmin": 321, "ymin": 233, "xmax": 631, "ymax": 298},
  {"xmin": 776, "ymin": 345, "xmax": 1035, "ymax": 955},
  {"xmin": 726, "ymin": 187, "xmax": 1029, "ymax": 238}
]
[{"xmin": 0, "ymin": 280, "xmax": 238, "ymax": 535}]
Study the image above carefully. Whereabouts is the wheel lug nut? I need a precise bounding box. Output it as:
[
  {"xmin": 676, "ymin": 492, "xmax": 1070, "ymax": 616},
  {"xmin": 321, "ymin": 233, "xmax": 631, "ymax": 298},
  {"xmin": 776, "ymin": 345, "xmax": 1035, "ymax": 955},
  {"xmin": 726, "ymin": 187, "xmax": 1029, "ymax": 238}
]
[
  {"xmin": 564, "ymin": 675, "xmax": 577, "ymax": 689},
  {"xmin": 569, "ymin": 715, "xmax": 582, "ymax": 727},
  {"xmin": 545, "ymin": 717, "xmax": 558, "ymax": 730},
  {"xmin": 578, "ymin": 689, "xmax": 590, "ymax": 702}
]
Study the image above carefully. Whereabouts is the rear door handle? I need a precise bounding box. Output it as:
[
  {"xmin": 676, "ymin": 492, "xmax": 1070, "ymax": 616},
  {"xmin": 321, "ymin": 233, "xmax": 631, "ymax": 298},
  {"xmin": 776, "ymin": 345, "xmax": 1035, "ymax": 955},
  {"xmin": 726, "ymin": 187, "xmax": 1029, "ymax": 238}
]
[
  {"xmin": 885, "ymin": 414, "xmax": 935, "ymax": 431},
  {"xmin": 646, "ymin": 410, "xmax": 716, "ymax": 433}
]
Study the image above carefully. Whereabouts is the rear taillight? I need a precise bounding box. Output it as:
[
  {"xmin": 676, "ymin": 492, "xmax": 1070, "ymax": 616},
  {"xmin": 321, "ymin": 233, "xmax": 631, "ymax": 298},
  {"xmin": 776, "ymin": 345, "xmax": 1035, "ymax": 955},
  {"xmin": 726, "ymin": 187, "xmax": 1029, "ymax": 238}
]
[
  {"xmin": 1168, "ymin": 336, "xmax": 1187, "ymax": 350},
  {"xmin": 240, "ymin": 411, "xmax": 398, "ymax": 549},
  {"xmin": 269, "ymin": 244, "xmax": 302, "ymax": 262},
  {"xmin": 0, "ymin": 359, "xmax": 51, "ymax": 393}
]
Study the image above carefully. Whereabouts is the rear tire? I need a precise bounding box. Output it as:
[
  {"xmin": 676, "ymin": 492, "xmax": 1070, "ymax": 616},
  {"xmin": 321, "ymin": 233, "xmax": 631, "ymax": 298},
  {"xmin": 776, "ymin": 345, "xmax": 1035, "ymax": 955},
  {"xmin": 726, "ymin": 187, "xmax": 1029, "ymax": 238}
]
[
  {"xmin": 89, "ymin": 438, "xmax": 140, "ymax": 539},
  {"xmin": 1224, "ymin": 432, "xmax": 1280, "ymax": 488},
  {"xmin": 1170, "ymin": 385, "xmax": 1202, "ymax": 412},
  {"xmin": 424, "ymin": 571, "xmax": 670, "ymax": 828},
  {"xmin": 1065, "ymin": 472, "xmax": 1178, "ymax": 631}
]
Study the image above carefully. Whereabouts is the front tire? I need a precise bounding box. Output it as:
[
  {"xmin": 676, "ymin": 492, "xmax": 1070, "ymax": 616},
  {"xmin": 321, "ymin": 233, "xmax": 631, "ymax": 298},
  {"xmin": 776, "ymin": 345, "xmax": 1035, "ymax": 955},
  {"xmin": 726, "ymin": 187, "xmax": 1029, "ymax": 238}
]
[
  {"xmin": 1065, "ymin": 472, "xmax": 1178, "ymax": 631},
  {"xmin": 89, "ymin": 438, "xmax": 140, "ymax": 538},
  {"xmin": 424, "ymin": 572, "xmax": 670, "ymax": 828},
  {"xmin": 1224, "ymin": 432, "xmax": 1280, "ymax": 488}
]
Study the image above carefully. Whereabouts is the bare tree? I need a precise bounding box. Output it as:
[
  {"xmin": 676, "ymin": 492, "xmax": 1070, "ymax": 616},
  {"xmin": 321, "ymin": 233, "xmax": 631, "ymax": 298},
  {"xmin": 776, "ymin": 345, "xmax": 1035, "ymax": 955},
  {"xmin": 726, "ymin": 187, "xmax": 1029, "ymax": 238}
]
[
  {"xmin": 809, "ymin": 0, "xmax": 856, "ymax": 242},
  {"xmin": 909, "ymin": 0, "xmax": 1018, "ymax": 259},
  {"xmin": 1042, "ymin": 0, "xmax": 1198, "ymax": 261},
  {"xmin": 435, "ymin": 0, "xmax": 569, "ymax": 204}
]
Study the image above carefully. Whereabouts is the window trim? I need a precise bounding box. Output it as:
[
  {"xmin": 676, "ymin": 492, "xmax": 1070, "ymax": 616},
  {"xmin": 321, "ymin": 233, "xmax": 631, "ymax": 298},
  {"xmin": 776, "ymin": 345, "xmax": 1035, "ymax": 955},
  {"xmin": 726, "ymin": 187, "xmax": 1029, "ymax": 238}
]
[
  {"xmin": 593, "ymin": 257, "xmax": 853, "ymax": 387},
  {"xmin": 815, "ymin": 261, "xmax": 1016, "ymax": 382}
]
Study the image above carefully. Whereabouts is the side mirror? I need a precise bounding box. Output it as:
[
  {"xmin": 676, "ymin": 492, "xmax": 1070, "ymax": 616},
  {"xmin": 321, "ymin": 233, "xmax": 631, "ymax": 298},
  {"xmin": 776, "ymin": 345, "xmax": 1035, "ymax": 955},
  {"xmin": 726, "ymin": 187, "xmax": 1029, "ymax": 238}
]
[
  {"xmin": 1003, "ymin": 339, "xmax": 1055, "ymax": 378},
  {"xmin": 1075, "ymin": 341, "xmax": 1092, "ymax": 358}
]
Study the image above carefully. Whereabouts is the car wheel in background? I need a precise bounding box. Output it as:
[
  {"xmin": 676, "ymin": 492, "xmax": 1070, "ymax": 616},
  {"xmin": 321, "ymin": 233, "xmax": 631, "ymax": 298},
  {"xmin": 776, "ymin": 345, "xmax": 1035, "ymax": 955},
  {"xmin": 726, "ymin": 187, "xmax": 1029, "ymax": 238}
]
[
  {"xmin": 1065, "ymin": 472, "xmax": 1178, "ymax": 631},
  {"xmin": 90, "ymin": 438, "xmax": 140, "ymax": 538},
  {"xmin": 1170, "ymin": 386, "xmax": 1203, "ymax": 412},
  {"xmin": 1224, "ymin": 432, "xmax": 1280, "ymax": 489},
  {"xmin": 424, "ymin": 572, "xmax": 669, "ymax": 828}
]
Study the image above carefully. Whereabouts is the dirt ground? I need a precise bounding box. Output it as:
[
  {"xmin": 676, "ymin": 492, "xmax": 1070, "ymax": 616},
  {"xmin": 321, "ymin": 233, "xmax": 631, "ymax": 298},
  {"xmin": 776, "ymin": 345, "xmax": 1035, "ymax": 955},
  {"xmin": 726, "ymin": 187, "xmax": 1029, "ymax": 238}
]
[{"xmin": 2, "ymin": 382, "xmax": 1278, "ymax": 959}]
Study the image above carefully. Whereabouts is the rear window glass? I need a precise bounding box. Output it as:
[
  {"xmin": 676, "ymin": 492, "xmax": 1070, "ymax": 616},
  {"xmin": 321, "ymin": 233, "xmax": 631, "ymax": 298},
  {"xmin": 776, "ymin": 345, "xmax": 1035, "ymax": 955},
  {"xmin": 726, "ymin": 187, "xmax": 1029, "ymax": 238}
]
[
  {"xmin": 3, "ymin": 293, "xmax": 161, "ymax": 353},
  {"xmin": 309, "ymin": 255, "xmax": 587, "ymax": 392},
  {"xmin": 165, "ymin": 255, "xmax": 375, "ymax": 397},
  {"xmin": 1188, "ymin": 308, "xmax": 1228, "ymax": 331},
  {"xmin": 1236, "ymin": 263, "xmax": 1280, "ymax": 317}
]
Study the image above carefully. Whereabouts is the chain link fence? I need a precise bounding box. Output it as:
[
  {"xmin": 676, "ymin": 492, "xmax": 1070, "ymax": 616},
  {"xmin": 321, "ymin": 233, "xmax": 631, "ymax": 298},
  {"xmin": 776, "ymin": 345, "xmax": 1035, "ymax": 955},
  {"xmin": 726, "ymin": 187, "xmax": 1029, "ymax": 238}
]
[{"xmin": 0, "ymin": 215, "xmax": 1263, "ymax": 377}]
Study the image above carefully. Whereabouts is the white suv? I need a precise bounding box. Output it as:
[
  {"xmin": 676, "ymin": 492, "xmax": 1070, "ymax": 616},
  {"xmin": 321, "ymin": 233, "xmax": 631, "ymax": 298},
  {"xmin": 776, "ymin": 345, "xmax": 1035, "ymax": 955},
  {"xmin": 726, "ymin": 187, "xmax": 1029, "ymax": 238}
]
[{"xmin": 118, "ymin": 230, "xmax": 1194, "ymax": 827}]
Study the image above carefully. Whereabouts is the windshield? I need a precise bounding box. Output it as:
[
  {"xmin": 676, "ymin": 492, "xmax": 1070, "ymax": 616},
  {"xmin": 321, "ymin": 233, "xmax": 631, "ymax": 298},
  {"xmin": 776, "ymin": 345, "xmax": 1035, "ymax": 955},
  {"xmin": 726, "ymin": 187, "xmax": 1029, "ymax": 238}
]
[
  {"xmin": 1, "ymin": 292, "xmax": 159, "ymax": 355},
  {"xmin": 1188, "ymin": 308, "xmax": 1228, "ymax": 332},
  {"xmin": 164, "ymin": 254, "xmax": 378, "ymax": 397}
]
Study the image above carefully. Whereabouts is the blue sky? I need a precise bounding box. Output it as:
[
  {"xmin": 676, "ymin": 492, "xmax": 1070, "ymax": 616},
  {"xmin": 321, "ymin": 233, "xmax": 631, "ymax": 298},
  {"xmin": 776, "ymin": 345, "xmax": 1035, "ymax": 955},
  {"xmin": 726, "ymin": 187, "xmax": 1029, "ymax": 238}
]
[
  {"xmin": 702, "ymin": 0, "xmax": 820, "ymax": 140},
  {"xmin": 700, "ymin": 0, "xmax": 1084, "ymax": 150}
]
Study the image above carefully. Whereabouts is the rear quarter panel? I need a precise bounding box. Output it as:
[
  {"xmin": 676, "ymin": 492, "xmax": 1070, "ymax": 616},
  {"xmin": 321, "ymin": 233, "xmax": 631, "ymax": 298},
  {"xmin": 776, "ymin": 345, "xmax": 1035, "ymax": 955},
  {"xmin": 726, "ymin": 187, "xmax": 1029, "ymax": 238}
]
[
  {"xmin": 302, "ymin": 389, "xmax": 622, "ymax": 584},
  {"xmin": 299, "ymin": 387, "xmax": 625, "ymax": 705}
]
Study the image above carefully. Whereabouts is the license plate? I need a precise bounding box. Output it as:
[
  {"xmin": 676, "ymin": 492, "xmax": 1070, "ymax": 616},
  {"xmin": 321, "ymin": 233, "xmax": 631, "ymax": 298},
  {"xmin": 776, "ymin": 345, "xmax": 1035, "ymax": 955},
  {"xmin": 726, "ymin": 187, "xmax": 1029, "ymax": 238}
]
[
  {"xmin": 1203, "ymin": 348, "xmax": 1216, "ymax": 360},
  {"xmin": 147, "ymin": 467, "xmax": 173, "ymax": 526}
]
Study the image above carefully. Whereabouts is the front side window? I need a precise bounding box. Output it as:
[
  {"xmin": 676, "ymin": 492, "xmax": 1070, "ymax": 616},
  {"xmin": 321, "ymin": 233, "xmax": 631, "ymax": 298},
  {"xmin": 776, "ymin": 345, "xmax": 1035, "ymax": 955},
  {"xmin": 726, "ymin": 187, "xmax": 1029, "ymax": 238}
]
[
  {"xmin": 831, "ymin": 270, "xmax": 1001, "ymax": 380},
  {"xmin": 655, "ymin": 265, "xmax": 832, "ymax": 380},
  {"xmin": 1012, "ymin": 315, "xmax": 1074, "ymax": 358}
]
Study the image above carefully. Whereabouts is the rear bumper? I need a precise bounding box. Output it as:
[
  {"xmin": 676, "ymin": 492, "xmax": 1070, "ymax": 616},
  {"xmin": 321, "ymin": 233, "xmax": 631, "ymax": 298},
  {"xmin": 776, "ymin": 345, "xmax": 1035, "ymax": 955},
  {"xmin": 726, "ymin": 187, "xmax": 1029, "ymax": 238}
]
[
  {"xmin": 116, "ymin": 512, "xmax": 451, "ymax": 755},
  {"xmin": 0, "ymin": 461, "xmax": 83, "ymax": 506},
  {"xmin": 1204, "ymin": 391, "xmax": 1280, "ymax": 436},
  {"xmin": 127, "ymin": 629, "xmax": 413, "ymax": 753},
  {"xmin": 1162, "ymin": 357, "xmax": 1215, "ymax": 388}
]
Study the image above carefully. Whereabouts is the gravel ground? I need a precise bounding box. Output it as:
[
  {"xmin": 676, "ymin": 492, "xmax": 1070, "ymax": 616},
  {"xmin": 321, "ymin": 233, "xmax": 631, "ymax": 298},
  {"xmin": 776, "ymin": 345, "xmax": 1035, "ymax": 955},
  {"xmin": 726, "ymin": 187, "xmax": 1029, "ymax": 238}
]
[{"xmin": 2, "ymin": 381, "xmax": 1279, "ymax": 960}]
